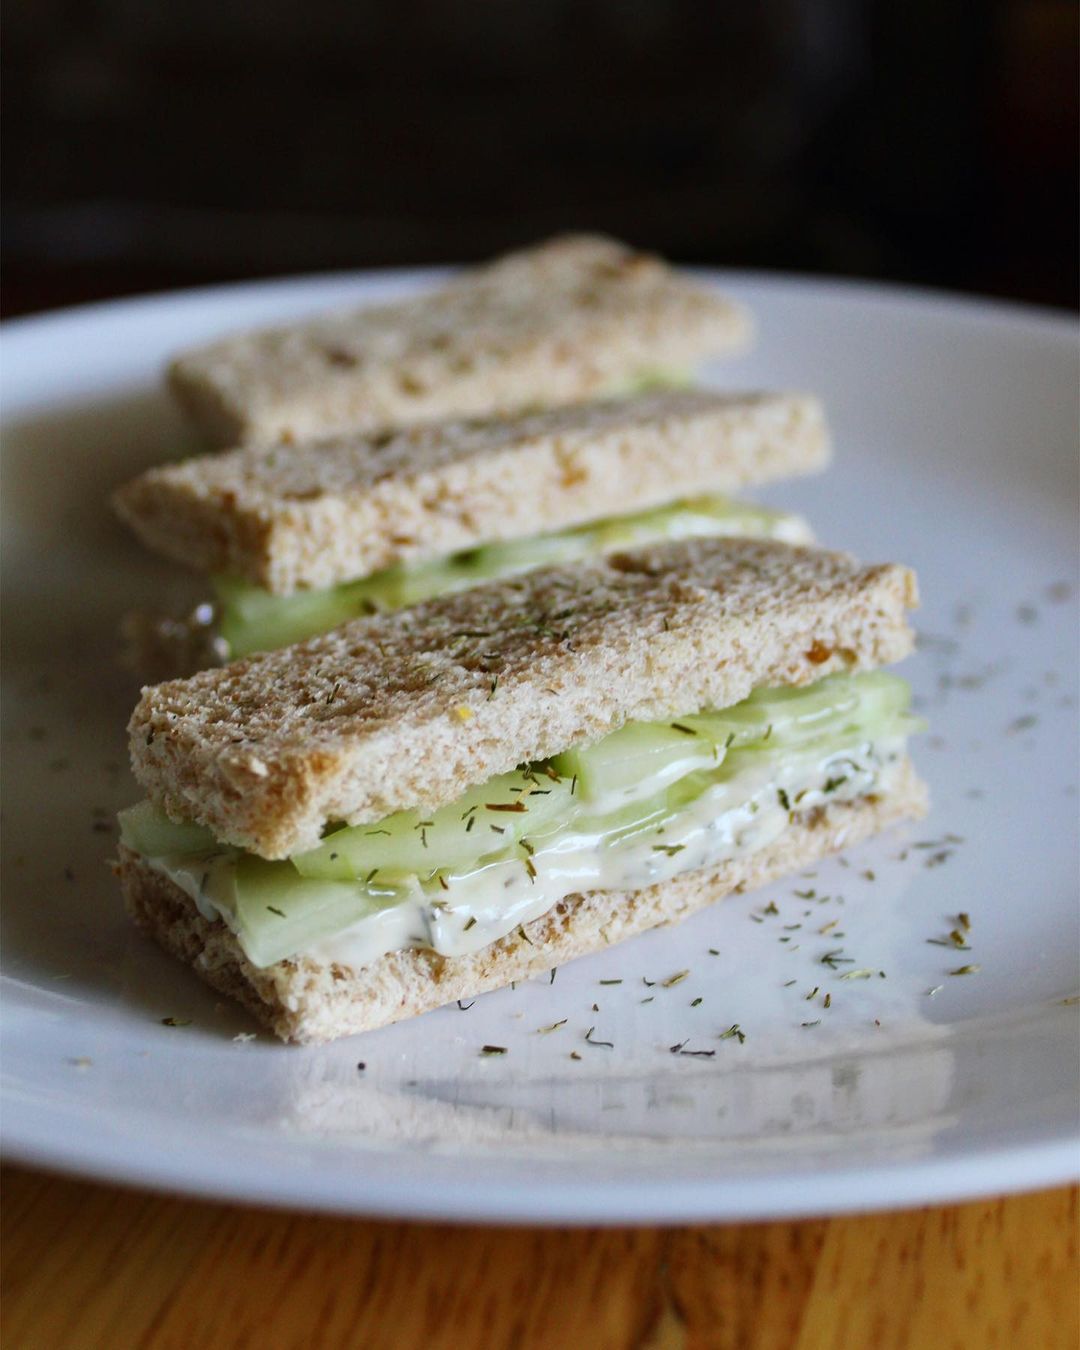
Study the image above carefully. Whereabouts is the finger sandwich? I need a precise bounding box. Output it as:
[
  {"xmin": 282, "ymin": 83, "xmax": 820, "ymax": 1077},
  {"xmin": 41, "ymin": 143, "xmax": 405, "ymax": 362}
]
[
  {"xmin": 116, "ymin": 536, "xmax": 926, "ymax": 1044},
  {"xmin": 114, "ymin": 388, "xmax": 830, "ymax": 676},
  {"xmin": 167, "ymin": 234, "xmax": 753, "ymax": 446}
]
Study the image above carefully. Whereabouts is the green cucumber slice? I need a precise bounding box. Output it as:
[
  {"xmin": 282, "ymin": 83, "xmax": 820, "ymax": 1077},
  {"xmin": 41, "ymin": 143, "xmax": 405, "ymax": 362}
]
[
  {"xmin": 551, "ymin": 721, "xmax": 730, "ymax": 804},
  {"xmin": 118, "ymin": 800, "xmax": 219, "ymax": 857},
  {"xmin": 603, "ymin": 367, "xmax": 693, "ymax": 397},
  {"xmin": 233, "ymin": 855, "xmax": 414, "ymax": 967},
  {"xmin": 291, "ymin": 766, "xmax": 573, "ymax": 881},
  {"xmin": 549, "ymin": 673, "xmax": 911, "ymax": 803}
]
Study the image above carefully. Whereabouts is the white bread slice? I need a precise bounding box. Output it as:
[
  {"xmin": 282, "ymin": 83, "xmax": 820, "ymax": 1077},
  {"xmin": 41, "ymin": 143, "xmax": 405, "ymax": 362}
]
[
  {"xmin": 112, "ymin": 389, "xmax": 828, "ymax": 595},
  {"xmin": 129, "ymin": 538, "xmax": 918, "ymax": 859},
  {"xmin": 117, "ymin": 760, "xmax": 927, "ymax": 1043},
  {"xmin": 167, "ymin": 235, "xmax": 752, "ymax": 446}
]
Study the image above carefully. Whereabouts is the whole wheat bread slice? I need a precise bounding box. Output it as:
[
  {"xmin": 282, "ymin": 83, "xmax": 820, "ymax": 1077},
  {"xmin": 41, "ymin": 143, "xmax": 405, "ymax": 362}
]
[
  {"xmin": 118, "ymin": 760, "xmax": 927, "ymax": 1043},
  {"xmin": 129, "ymin": 537, "xmax": 918, "ymax": 859},
  {"xmin": 113, "ymin": 389, "xmax": 827, "ymax": 595},
  {"xmin": 167, "ymin": 235, "xmax": 752, "ymax": 446}
]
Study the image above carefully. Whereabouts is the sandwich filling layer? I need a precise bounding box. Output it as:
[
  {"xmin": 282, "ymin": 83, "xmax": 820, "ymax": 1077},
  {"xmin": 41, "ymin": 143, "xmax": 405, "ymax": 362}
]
[
  {"xmin": 210, "ymin": 494, "xmax": 810, "ymax": 658},
  {"xmin": 119, "ymin": 672, "xmax": 919, "ymax": 971}
]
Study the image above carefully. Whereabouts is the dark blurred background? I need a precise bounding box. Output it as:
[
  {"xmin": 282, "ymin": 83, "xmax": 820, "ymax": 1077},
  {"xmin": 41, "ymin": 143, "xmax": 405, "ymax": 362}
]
[{"xmin": 3, "ymin": 0, "xmax": 1076, "ymax": 317}]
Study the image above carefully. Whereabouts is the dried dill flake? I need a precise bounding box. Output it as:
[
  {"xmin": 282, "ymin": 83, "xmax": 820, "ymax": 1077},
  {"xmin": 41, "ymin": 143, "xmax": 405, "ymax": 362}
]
[{"xmin": 669, "ymin": 1040, "xmax": 715, "ymax": 1058}]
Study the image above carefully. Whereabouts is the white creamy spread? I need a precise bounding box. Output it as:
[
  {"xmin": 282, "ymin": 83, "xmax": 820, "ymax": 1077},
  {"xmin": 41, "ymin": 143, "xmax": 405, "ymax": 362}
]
[{"xmin": 146, "ymin": 736, "xmax": 906, "ymax": 971}]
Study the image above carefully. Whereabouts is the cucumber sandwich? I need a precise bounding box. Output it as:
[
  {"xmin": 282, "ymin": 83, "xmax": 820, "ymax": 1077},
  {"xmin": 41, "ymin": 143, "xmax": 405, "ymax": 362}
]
[
  {"xmin": 115, "ymin": 388, "xmax": 829, "ymax": 677},
  {"xmin": 166, "ymin": 234, "xmax": 753, "ymax": 446},
  {"xmin": 116, "ymin": 537, "xmax": 926, "ymax": 1043}
]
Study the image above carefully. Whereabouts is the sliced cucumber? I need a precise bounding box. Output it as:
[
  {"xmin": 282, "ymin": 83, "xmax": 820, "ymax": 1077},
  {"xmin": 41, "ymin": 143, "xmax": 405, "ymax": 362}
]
[
  {"xmin": 118, "ymin": 800, "xmax": 219, "ymax": 857},
  {"xmin": 291, "ymin": 766, "xmax": 574, "ymax": 881},
  {"xmin": 549, "ymin": 673, "xmax": 911, "ymax": 803},
  {"xmin": 233, "ymin": 855, "xmax": 415, "ymax": 967},
  {"xmin": 552, "ymin": 720, "xmax": 730, "ymax": 804},
  {"xmin": 725, "ymin": 671, "xmax": 912, "ymax": 745},
  {"xmin": 603, "ymin": 367, "xmax": 693, "ymax": 397}
]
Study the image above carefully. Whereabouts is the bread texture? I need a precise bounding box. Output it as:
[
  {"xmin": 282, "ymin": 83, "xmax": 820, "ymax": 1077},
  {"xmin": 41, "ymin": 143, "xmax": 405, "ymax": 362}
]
[
  {"xmin": 129, "ymin": 537, "xmax": 919, "ymax": 859},
  {"xmin": 113, "ymin": 389, "xmax": 828, "ymax": 595},
  {"xmin": 118, "ymin": 760, "xmax": 927, "ymax": 1043},
  {"xmin": 167, "ymin": 235, "xmax": 752, "ymax": 446}
]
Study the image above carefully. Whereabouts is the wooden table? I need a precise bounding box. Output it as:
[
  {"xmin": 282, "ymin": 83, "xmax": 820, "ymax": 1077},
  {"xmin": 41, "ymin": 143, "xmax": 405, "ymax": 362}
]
[{"xmin": 2, "ymin": 1170, "xmax": 1075, "ymax": 1348}]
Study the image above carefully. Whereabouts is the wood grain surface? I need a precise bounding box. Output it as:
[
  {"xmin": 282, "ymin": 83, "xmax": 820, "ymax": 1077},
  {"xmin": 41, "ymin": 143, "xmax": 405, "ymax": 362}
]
[{"xmin": 1, "ymin": 1170, "xmax": 1076, "ymax": 1350}]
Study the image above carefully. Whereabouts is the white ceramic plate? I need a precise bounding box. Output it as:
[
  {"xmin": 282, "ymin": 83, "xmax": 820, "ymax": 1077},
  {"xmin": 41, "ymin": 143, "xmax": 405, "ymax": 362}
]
[{"xmin": 2, "ymin": 271, "xmax": 1077, "ymax": 1224}]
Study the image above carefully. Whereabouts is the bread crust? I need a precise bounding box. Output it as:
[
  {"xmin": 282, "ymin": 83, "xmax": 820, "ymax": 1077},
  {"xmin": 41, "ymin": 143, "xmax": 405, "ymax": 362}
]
[
  {"xmin": 112, "ymin": 389, "xmax": 828, "ymax": 594},
  {"xmin": 129, "ymin": 538, "xmax": 919, "ymax": 858},
  {"xmin": 118, "ymin": 760, "xmax": 927, "ymax": 1043},
  {"xmin": 166, "ymin": 235, "xmax": 752, "ymax": 446}
]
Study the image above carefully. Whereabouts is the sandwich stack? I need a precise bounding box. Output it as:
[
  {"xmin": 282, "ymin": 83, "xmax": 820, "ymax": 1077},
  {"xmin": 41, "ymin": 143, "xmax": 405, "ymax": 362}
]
[{"xmin": 113, "ymin": 234, "xmax": 926, "ymax": 1042}]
